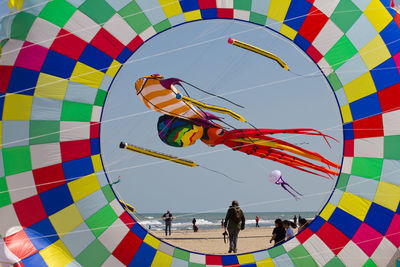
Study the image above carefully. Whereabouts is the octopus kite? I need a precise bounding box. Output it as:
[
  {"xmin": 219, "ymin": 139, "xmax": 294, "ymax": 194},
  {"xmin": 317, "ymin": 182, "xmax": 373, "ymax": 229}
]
[{"xmin": 132, "ymin": 74, "xmax": 340, "ymax": 179}]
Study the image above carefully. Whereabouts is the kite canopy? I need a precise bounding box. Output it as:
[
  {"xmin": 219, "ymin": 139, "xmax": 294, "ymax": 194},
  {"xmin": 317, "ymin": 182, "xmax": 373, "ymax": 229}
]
[{"xmin": 0, "ymin": 0, "xmax": 399, "ymax": 266}]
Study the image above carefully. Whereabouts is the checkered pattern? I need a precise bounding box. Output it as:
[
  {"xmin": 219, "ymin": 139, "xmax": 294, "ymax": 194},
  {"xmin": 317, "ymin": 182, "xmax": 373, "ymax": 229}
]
[{"xmin": 0, "ymin": 0, "xmax": 399, "ymax": 266}]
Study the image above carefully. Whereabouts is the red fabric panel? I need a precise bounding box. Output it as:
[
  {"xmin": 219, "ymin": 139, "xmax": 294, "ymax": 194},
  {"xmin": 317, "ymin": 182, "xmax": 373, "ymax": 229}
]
[
  {"xmin": 217, "ymin": 8, "xmax": 234, "ymax": 18},
  {"xmin": 306, "ymin": 44, "xmax": 323, "ymax": 63},
  {"xmin": 33, "ymin": 163, "xmax": 65, "ymax": 194},
  {"xmin": 385, "ymin": 213, "xmax": 400, "ymax": 247},
  {"xmin": 352, "ymin": 114, "xmax": 383, "ymax": 139},
  {"xmin": 127, "ymin": 35, "xmax": 144, "ymax": 52},
  {"xmin": 343, "ymin": 139, "xmax": 354, "ymax": 157},
  {"xmin": 316, "ymin": 222, "xmax": 349, "ymax": 255},
  {"xmin": 198, "ymin": 0, "xmax": 217, "ymax": 9},
  {"xmin": 4, "ymin": 230, "xmax": 37, "ymax": 259},
  {"xmin": 13, "ymin": 195, "xmax": 47, "ymax": 227},
  {"xmin": 378, "ymin": 83, "xmax": 400, "ymax": 113},
  {"xmin": 298, "ymin": 6, "xmax": 328, "ymax": 42},
  {"xmin": 205, "ymin": 255, "xmax": 222, "ymax": 265},
  {"xmin": 50, "ymin": 29, "xmax": 87, "ymax": 60},
  {"xmin": 60, "ymin": 139, "xmax": 91, "ymax": 162},
  {"xmin": 119, "ymin": 212, "xmax": 136, "ymax": 229},
  {"xmin": 90, "ymin": 28, "xmax": 125, "ymax": 59},
  {"xmin": 90, "ymin": 122, "xmax": 100, "ymax": 139},
  {"xmin": 112, "ymin": 231, "xmax": 142, "ymax": 266},
  {"xmin": 296, "ymin": 228, "xmax": 313, "ymax": 244},
  {"xmin": 395, "ymin": 13, "xmax": 400, "ymax": 29},
  {"xmin": 0, "ymin": 66, "xmax": 13, "ymax": 93}
]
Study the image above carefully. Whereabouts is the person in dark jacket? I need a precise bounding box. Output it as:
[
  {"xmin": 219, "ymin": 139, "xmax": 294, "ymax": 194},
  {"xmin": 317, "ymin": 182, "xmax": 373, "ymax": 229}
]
[{"xmin": 224, "ymin": 200, "xmax": 245, "ymax": 253}]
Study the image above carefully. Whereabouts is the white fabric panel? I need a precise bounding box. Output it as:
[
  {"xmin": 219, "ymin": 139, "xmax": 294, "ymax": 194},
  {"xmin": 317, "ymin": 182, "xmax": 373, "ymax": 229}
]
[
  {"xmin": 158, "ymin": 242, "xmax": 174, "ymax": 256},
  {"xmin": 0, "ymin": 205, "xmax": 21, "ymax": 237},
  {"xmin": 139, "ymin": 26, "xmax": 157, "ymax": 42},
  {"xmin": 341, "ymin": 157, "xmax": 353, "ymax": 174},
  {"xmin": 313, "ymin": 0, "xmax": 340, "ymax": 17},
  {"xmin": 303, "ymin": 234, "xmax": 335, "ymax": 267},
  {"xmin": 337, "ymin": 240, "xmax": 368, "ymax": 267},
  {"xmin": 371, "ymin": 237, "xmax": 399, "ymax": 267},
  {"xmin": 98, "ymin": 218, "xmax": 129, "ymax": 252},
  {"xmin": 217, "ymin": 0, "xmax": 233, "ymax": 8},
  {"xmin": 354, "ymin": 137, "xmax": 384, "ymax": 158},
  {"xmin": 283, "ymin": 237, "xmax": 300, "ymax": 252},
  {"xmin": 383, "ymin": 109, "xmax": 400, "ymax": 136},
  {"xmin": 2, "ymin": 121, "xmax": 29, "ymax": 148},
  {"xmin": 103, "ymin": 13, "xmax": 137, "ymax": 46},
  {"xmin": 61, "ymin": 223, "xmax": 95, "ymax": 257},
  {"xmin": 6, "ymin": 171, "xmax": 37, "ymax": 203},
  {"xmin": 0, "ymin": 39, "xmax": 23, "ymax": 66},
  {"xmin": 102, "ymin": 254, "xmax": 126, "ymax": 267},
  {"xmin": 312, "ymin": 20, "xmax": 343, "ymax": 55},
  {"xmin": 64, "ymin": 10, "xmax": 101, "ymax": 43},
  {"xmin": 30, "ymin": 97, "xmax": 63, "ymax": 121},
  {"xmin": 30, "ymin": 143, "xmax": 61, "ymax": 170},
  {"xmin": 109, "ymin": 199, "xmax": 124, "ymax": 217},
  {"xmin": 91, "ymin": 106, "xmax": 102, "ymax": 122},
  {"xmin": 60, "ymin": 121, "xmax": 90, "ymax": 141},
  {"xmin": 234, "ymin": 10, "xmax": 250, "ymax": 21},
  {"xmin": 317, "ymin": 57, "xmax": 333, "ymax": 76},
  {"xmin": 189, "ymin": 253, "xmax": 205, "ymax": 264},
  {"xmin": 26, "ymin": 18, "xmax": 60, "ymax": 48}
]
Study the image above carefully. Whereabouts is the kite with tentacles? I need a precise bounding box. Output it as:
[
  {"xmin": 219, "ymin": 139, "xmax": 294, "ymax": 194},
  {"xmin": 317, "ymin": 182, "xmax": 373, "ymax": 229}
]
[{"xmin": 269, "ymin": 170, "xmax": 303, "ymax": 200}]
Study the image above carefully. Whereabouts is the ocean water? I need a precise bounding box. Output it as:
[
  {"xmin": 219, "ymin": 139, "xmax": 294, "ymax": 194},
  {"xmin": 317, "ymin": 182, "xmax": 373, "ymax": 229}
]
[{"xmin": 133, "ymin": 211, "xmax": 317, "ymax": 231}]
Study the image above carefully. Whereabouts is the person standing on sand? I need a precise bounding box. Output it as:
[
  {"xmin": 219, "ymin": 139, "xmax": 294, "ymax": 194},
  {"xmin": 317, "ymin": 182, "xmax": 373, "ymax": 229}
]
[
  {"xmin": 224, "ymin": 200, "xmax": 245, "ymax": 253},
  {"xmin": 162, "ymin": 210, "xmax": 174, "ymax": 236},
  {"xmin": 270, "ymin": 218, "xmax": 285, "ymax": 246},
  {"xmin": 255, "ymin": 216, "xmax": 260, "ymax": 227}
]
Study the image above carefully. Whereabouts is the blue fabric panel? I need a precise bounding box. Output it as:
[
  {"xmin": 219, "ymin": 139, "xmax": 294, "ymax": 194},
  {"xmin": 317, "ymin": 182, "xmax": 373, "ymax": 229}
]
[
  {"xmin": 131, "ymin": 223, "xmax": 147, "ymax": 239},
  {"xmin": 364, "ymin": 202, "xmax": 395, "ymax": 235},
  {"xmin": 64, "ymin": 81, "xmax": 97, "ymax": 105},
  {"xmin": 397, "ymin": 202, "xmax": 400, "ymax": 214},
  {"xmin": 26, "ymin": 218, "xmax": 59, "ymax": 250},
  {"xmin": 2, "ymin": 121, "xmax": 29, "ymax": 148},
  {"xmin": 62, "ymin": 156, "xmax": 94, "ymax": 181},
  {"xmin": 221, "ymin": 255, "xmax": 239, "ymax": 265},
  {"xmin": 294, "ymin": 33, "xmax": 311, "ymax": 52},
  {"xmin": 200, "ymin": 8, "xmax": 218, "ymax": 19},
  {"xmin": 328, "ymin": 208, "xmax": 362, "ymax": 238},
  {"xmin": 7, "ymin": 67, "xmax": 38, "ymax": 95},
  {"xmin": 307, "ymin": 216, "xmax": 325, "ymax": 233},
  {"xmin": 21, "ymin": 252, "xmax": 47, "ymax": 267},
  {"xmin": 90, "ymin": 138, "xmax": 100, "ymax": 155},
  {"xmin": 370, "ymin": 58, "xmax": 400, "ymax": 91},
  {"xmin": 180, "ymin": 0, "xmax": 199, "ymax": 12},
  {"xmin": 343, "ymin": 122, "xmax": 354, "ymax": 140},
  {"xmin": 79, "ymin": 44, "xmax": 113, "ymax": 73},
  {"xmin": 129, "ymin": 242, "xmax": 156, "ymax": 267},
  {"xmin": 61, "ymin": 223, "xmax": 95, "ymax": 257},
  {"xmin": 349, "ymin": 93, "xmax": 382, "ymax": 121},
  {"xmin": 380, "ymin": 20, "xmax": 400, "ymax": 55},
  {"xmin": 0, "ymin": 93, "xmax": 4, "ymax": 120},
  {"xmin": 30, "ymin": 97, "xmax": 63, "ymax": 121},
  {"xmin": 41, "ymin": 50, "xmax": 77, "ymax": 79},
  {"xmin": 116, "ymin": 47, "xmax": 133, "ymax": 63},
  {"xmin": 284, "ymin": 0, "xmax": 311, "ymax": 31},
  {"xmin": 39, "ymin": 184, "xmax": 74, "ymax": 216}
]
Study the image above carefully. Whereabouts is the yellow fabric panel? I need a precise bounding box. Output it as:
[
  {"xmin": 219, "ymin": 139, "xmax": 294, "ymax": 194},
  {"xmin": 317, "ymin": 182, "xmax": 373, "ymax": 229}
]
[
  {"xmin": 267, "ymin": 0, "xmax": 291, "ymax": 22},
  {"xmin": 320, "ymin": 203, "xmax": 336, "ymax": 221},
  {"xmin": 8, "ymin": 0, "xmax": 23, "ymax": 10},
  {"xmin": 49, "ymin": 204, "xmax": 84, "ymax": 238},
  {"xmin": 280, "ymin": 24, "xmax": 297, "ymax": 41},
  {"xmin": 70, "ymin": 62, "xmax": 105, "ymax": 89},
  {"xmin": 151, "ymin": 251, "xmax": 173, "ymax": 267},
  {"xmin": 373, "ymin": 181, "xmax": 400, "ymax": 212},
  {"xmin": 35, "ymin": 73, "xmax": 68, "ymax": 100},
  {"xmin": 343, "ymin": 72, "xmax": 376, "ymax": 103},
  {"xmin": 106, "ymin": 60, "xmax": 121, "ymax": 77},
  {"xmin": 143, "ymin": 234, "xmax": 160, "ymax": 249},
  {"xmin": 340, "ymin": 104, "xmax": 353, "ymax": 123},
  {"xmin": 338, "ymin": 192, "xmax": 372, "ymax": 221},
  {"xmin": 91, "ymin": 155, "xmax": 103, "ymax": 172},
  {"xmin": 39, "ymin": 240, "xmax": 74, "ymax": 267},
  {"xmin": 158, "ymin": 0, "xmax": 182, "ymax": 18},
  {"xmin": 184, "ymin": 10, "xmax": 201, "ymax": 22},
  {"xmin": 359, "ymin": 35, "xmax": 391, "ymax": 70},
  {"xmin": 238, "ymin": 253, "xmax": 255, "ymax": 265},
  {"xmin": 364, "ymin": 0, "xmax": 392, "ymax": 33},
  {"xmin": 68, "ymin": 174, "xmax": 100, "ymax": 202},
  {"xmin": 3, "ymin": 94, "xmax": 33, "ymax": 120},
  {"xmin": 256, "ymin": 258, "xmax": 275, "ymax": 267}
]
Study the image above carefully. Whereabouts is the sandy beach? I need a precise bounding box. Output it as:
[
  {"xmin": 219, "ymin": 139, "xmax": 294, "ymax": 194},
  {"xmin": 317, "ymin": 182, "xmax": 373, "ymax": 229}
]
[{"xmin": 152, "ymin": 227, "xmax": 275, "ymax": 255}]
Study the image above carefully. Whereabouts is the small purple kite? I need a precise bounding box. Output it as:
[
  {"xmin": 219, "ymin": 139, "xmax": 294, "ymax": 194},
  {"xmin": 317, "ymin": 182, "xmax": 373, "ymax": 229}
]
[{"xmin": 269, "ymin": 170, "xmax": 303, "ymax": 200}]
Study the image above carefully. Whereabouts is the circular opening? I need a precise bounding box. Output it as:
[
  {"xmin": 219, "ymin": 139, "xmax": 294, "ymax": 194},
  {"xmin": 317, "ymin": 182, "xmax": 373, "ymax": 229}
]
[{"xmin": 101, "ymin": 20, "xmax": 343, "ymax": 254}]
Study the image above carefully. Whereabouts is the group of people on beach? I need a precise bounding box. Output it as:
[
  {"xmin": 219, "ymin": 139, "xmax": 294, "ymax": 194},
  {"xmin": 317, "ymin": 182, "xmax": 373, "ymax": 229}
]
[{"xmin": 269, "ymin": 216, "xmax": 310, "ymax": 246}]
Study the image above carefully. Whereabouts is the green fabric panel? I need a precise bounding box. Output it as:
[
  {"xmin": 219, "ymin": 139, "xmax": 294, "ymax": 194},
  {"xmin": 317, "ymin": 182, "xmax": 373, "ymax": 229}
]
[
  {"xmin": 363, "ymin": 258, "xmax": 377, "ymax": 267},
  {"xmin": 94, "ymin": 90, "xmax": 107, "ymax": 106},
  {"xmin": 327, "ymin": 72, "xmax": 343, "ymax": 92},
  {"xmin": 119, "ymin": 2, "xmax": 151, "ymax": 34},
  {"xmin": 384, "ymin": 135, "xmax": 400, "ymax": 160},
  {"xmin": 61, "ymin": 101, "xmax": 92, "ymax": 122},
  {"xmin": 154, "ymin": 19, "xmax": 171, "ymax": 33},
  {"xmin": 38, "ymin": 0, "xmax": 76, "ymax": 28},
  {"xmin": 0, "ymin": 177, "xmax": 11, "ymax": 208},
  {"xmin": 188, "ymin": 263, "xmax": 205, "ymax": 267},
  {"xmin": 250, "ymin": 12, "xmax": 267, "ymax": 25},
  {"xmin": 101, "ymin": 185, "xmax": 115, "ymax": 202},
  {"xmin": 29, "ymin": 121, "xmax": 60, "ymax": 145},
  {"xmin": 76, "ymin": 239, "xmax": 110, "ymax": 266},
  {"xmin": 79, "ymin": 0, "xmax": 115, "ymax": 25},
  {"xmin": 86, "ymin": 204, "xmax": 118, "ymax": 237},
  {"xmin": 324, "ymin": 35, "xmax": 358, "ymax": 70},
  {"xmin": 234, "ymin": 0, "xmax": 252, "ymax": 10},
  {"xmin": 336, "ymin": 173, "xmax": 350, "ymax": 191},
  {"xmin": 324, "ymin": 256, "xmax": 345, "ymax": 267},
  {"xmin": 3, "ymin": 146, "xmax": 32, "ymax": 176},
  {"xmin": 288, "ymin": 245, "xmax": 318, "ymax": 267},
  {"xmin": 330, "ymin": 0, "xmax": 361, "ymax": 33},
  {"xmin": 351, "ymin": 157, "xmax": 383, "ymax": 180},
  {"xmin": 268, "ymin": 244, "xmax": 286, "ymax": 258},
  {"xmin": 173, "ymin": 248, "xmax": 190, "ymax": 261},
  {"xmin": 10, "ymin": 12, "xmax": 36, "ymax": 40}
]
